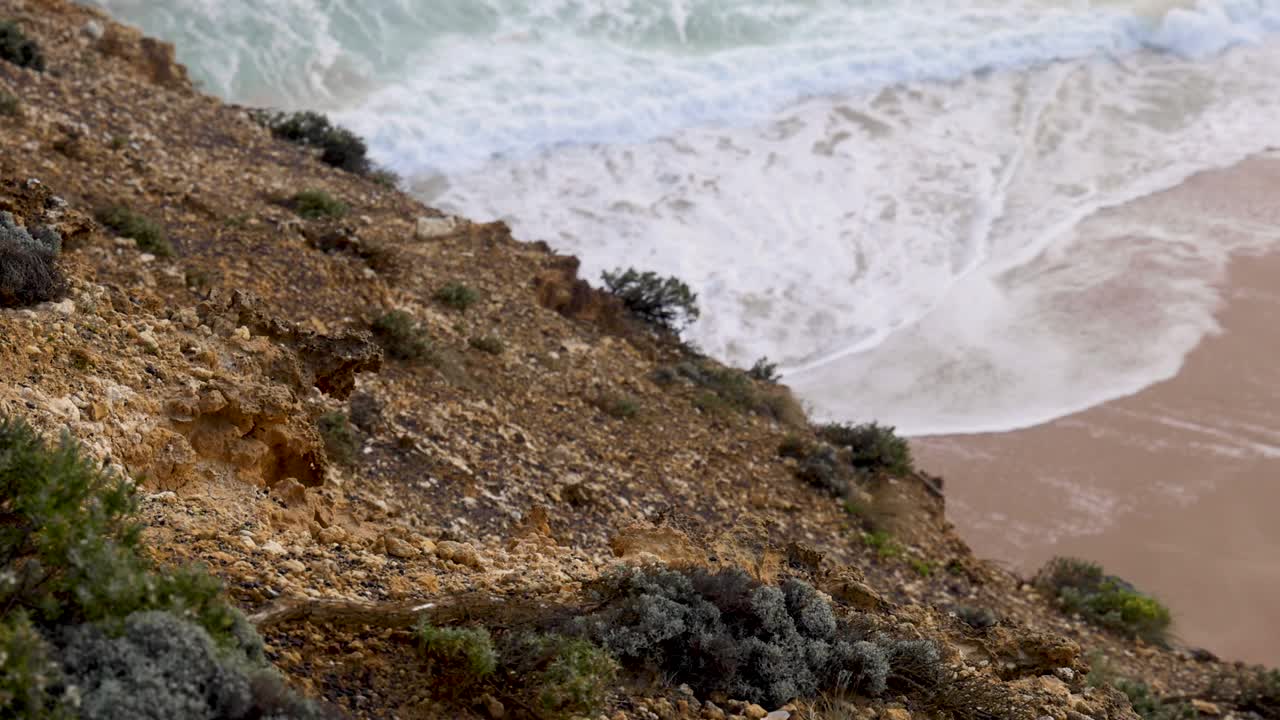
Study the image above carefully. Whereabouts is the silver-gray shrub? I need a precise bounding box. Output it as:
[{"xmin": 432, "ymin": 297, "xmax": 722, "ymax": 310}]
[
  {"xmin": 0, "ymin": 211, "xmax": 65, "ymax": 307},
  {"xmin": 582, "ymin": 567, "xmax": 942, "ymax": 707}
]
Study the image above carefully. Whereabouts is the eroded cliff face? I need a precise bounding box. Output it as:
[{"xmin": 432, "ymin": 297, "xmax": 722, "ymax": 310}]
[{"xmin": 0, "ymin": 2, "xmax": 1268, "ymax": 719}]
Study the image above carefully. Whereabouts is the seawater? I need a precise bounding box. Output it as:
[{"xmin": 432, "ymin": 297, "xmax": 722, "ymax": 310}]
[{"xmin": 89, "ymin": 0, "xmax": 1280, "ymax": 434}]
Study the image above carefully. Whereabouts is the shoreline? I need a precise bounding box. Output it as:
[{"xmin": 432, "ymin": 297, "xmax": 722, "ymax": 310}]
[{"xmin": 915, "ymin": 154, "xmax": 1280, "ymax": 665}]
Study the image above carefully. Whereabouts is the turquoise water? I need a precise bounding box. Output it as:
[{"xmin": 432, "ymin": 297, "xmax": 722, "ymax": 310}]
[{"xmin": 91, "ymin": 0, "xmax": 1280, "ymax": 433}]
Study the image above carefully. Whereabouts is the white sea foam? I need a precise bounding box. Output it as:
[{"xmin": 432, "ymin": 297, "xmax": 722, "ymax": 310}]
[{"xmin": 92, "ymin": 0, "xmax": 1280, "ymax": 434}]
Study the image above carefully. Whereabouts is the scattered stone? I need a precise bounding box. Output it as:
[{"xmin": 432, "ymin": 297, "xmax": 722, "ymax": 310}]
[
  {"xmin": 384, "ymin": 535, "xmax": 419, "ymax": 559},
  {"xmin": 1055, "ymin": 667, "xmax": 1075, "ymax": 682},
  {"xmin": 881, "ymin": 709, "xmax": 912, "ymax": 720},
  {"xmin": 1190, "ymin": 700, "xmax": 1221, "ymax": 716},
  {"xmin": 744, "ymin": 704, "xmax": 767, "ymax": 720},
  {"xmin": 50, "ymin": 298, "xmax": 75, "ymax": 315},
  {"xmin": 82, "ymin": 19, "xmax": 105, "ymax": 40},
  {"xmin": 281, "ymin": 559, "xmax": 306, "ymax": 574},
  {"xmin": 481, "ymin": 694, "xmax": 505, "ymax": 719},
  {"xmin": 260, "ymin": 539, "xmax": 287, "ymax": 556},
  {"xmin": 435, "ymin": 540, "xmax": 482, "ymax": 568},
  {"xmin": 765, "ymin": 711, "xmax": 791, "ymax": 720},
  {"xmin": 415, "ymin": 215, "xmax": 461, "ymax": 240}
]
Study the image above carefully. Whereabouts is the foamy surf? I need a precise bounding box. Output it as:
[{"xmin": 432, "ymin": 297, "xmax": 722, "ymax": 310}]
[{"xmin": 91, "ymin": 0, "xmax": 1280, "ymax": 435}]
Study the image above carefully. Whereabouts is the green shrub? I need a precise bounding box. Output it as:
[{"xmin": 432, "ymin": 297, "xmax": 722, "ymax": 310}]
[
  {"xmin": 290, "ymin": 190, "xmax": 347, "ymax": 220},
  {"xmin": 468, "ymin": 334, "xmax": 505, "ymax": 356},
  {"xmin": 581, "ymin": 567, "xmax": 941, "ymax": 707},
  {"xmin": 258, "ymin": 110, "xmax": 373, "ymax": 176},
  {"xmin": 748, "ymin": 357, "xmax": 781, "ymax": 383},
  {"xmin": 602, "ymin": 268, "xmax": 700, "ymax": 331},
  {"xmin": 416, "ymin": 622, "xmax": 497, "ymax": 696},
  {"xmin": 0, "ymin": 21, "xmax": 44, "ymax": 71},
  {"xmin": 1034, "ymin": 557, "xmax": 1171, "ymax": 644},
  {"xmin": 818, "ymin": 422, "xmax": 913, "ymax": 477},
  {"xmin": 656, "ymin": 359, "xmax": 791, "ymax": 421},
  {"xmin": 1238, "ymin": 668, "xmax": 1280, "ymax": 715},
  {"xmin": 0, "ymin": 91, "xmax": 19, "ymax": 117},
  {"xmin": 317, "ymin": 412, "xmax": 359, "ymax": 466},
  {"xmin": 0, "ymin": 613, "xmax": 65, "ymax": 719},
  {"xmin": 371, "ymin": 310, "xmax": 432, "ymax": 362},
  {"xmin": 0, "ymin": 211, "xmax": 65, "ymax": 308},
  {"xmin": 594, "ymin": 393, "xmax": 640, "ymax": 420},
  {"xmin": 0, "ymin": 416, "xmax": 322, "ymax": 718},
  {"xmin": 862, "ymin": 530, "xmax": 902, "ymax": 560},
  {"xmin": 96, "ymin": 205, "xmax": 172, "ymax": 257},
  {"xmin": 502, "ymin": 634, "xmax": 617, "ymax": 717},
  {"xmin": 1112, "ymin": 679, "xmax": 1196, "ymax": 720},
  {"xmin": 434, "ymin": 282, "xmax": 480, "ymax": 311}
]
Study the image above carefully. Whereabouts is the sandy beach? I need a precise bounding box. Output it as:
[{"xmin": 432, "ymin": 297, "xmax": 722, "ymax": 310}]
[{"xmin": 916, "ymin": 155, "xmax": 1280, "ymax": 665}]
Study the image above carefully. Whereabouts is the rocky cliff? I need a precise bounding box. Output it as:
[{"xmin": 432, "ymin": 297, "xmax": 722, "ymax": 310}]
[{"xmin": 0, "ymin": 2, "xmax": 1274, "ymax": 719}]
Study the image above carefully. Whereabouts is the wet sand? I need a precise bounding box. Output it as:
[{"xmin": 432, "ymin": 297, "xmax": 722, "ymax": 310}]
[{"xmin": 915, "ymin": 157, "xmax": 1280, "ymax": 666}]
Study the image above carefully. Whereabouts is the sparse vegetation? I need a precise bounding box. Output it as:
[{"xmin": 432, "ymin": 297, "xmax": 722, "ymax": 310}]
[
  {"xmin": 0, "ymin": 211, "xmax": 65, "ymax": 308},
  {"xmin": 416, "ymin": 622, "xmax": 497, "ymax": 694},
  {"xmin": 434, "ymin": 282, "xmax": 480, "ymax": 311},
  {"xmin": 0, "ymin": 90, "xmax": 19, "ymax": 117},
  {"xmin": 602, "ymin": 268, "xmax": 700, "ymax": 332},
  {"xmin": 96, "ymin": 205, "xmax": 172, "ymax": 257},
  {"xmin": 594, "ymin": 392, "xmax": 640, "ymax": 420},
  {"xmin": 862, "ymin": 530, "xmax": 902, "ymax": 560},
  {"xmin": 502, "ymin": 634, "xmax": 617, "ymax": 717},
  {"xmin": 372, "ymin": 310, "xmax": 433, "ymax": 362},
  {"xmin": 256, "ymin": 110, "xmax": 376, "ymax": 176},
  {"xmin": 953, "ymin": 605, "xmax": 998, "ymax": 630},
  {"xmin": 818, "ymin": 421, "xmax": 913, "ymax": 477},
  {"xmin": 290, "ymin": 189, "xmax": 347, "ymax": 220},
  {"xmin": 1035, "ymin": 557, "xmax": 1171, "ymax": 644},
  {"xmin": 655, "ymin": 359, "xmax": 799, "ymax": 423},
  {"xmin": 748, "ymin": 356, "xmax": 781, "ymax": 383},
  {"xmin": 0, "ymin": 21, "xmax": 45, "ymax": 71},
  {"xmin": 581, "ymin": 566, "xmax": 942, "ymax": 707},
  {"xmin": 468, "ymin": 334, "xmax": 505, "ymax": 355},
  {"xmin": 317, "ymin": 412, "xmax": 359, "ymax": 466}
]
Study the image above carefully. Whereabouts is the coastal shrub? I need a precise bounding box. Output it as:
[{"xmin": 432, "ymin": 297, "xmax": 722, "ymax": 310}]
[
  {"xmin": 416, "ymin": 622, "xmax": 497, "ymax": 696},
  {"xmin": 259, "ymin": 110, "xmax": 373, "ymax": 176},
  {"xmin": 434, "ymin": 282, "xmax": 480, "ymax": 311},
  {"xmin": 594, "ymin": 392, "xmax": 640, "ymax": 420},
  {"xmin": 371, "ymin": 310, "xmax": 433, "ymax": 362},
  {"xmin": 1113, "ymin": 679, "xmax": 1196, "ymax": 720},
  {"xmin": 953, "ymin": 605, "xmax": 998, "ymax": 630},
  {"xmin": 0, "ymin": 416, "xmax": 326, "ymax": 718},
  {"xmin": 818, "ymin": 422, "xmax": 913, "ymax": 477},
  {"xmin": 317, "ymin": 412, "xmax": 359, "ymax": 466},
  {"xmin": 502, "ymin": 634, "xmax": 617, "ymax": 717},
  {"xmin": 581, "ymin": 566, "xmax": 942, "ymax": 707},
  {"xmin": 290, "ymin": 189, "xmax": 347, "ymax": 220},
  {"xmin": 0, "ymin": 211, "xmax": 65, "ymax": 308},
  {"xmin": 1237, "ymin": 668, "xmax": 1280, "ymax": 715},
  {"xmin": 656, "ymin": 359, "xmax": 797, "ymax": 422},
  {"xmin": 602, "ymin": 268, "xmax": 700, "ymax": 332},
  {"xmin": 1034, "ymin": 557, "xmax": 1171, "ymax": 644},
  {"xmin": 96, "ymin": 205, "xmax": 172, "ymax": 257},
  {"xmin": 0, "ymin": 21, "xmax": 45, "ymax": 71},
  {"xmin": 748, "ymin": 356, "xmax": 781, "ymax": 383},
  {"xmin": 0, "ymin": 90, "xmax": 19, "ymax": 117},
  {"xmin": 468, "ymin": 334, "xmax": 505, "ymax": 355}
]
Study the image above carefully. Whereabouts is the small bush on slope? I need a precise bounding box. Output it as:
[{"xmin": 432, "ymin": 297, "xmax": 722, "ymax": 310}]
[
  {"xmin": 0, "ymin": 211, "xmax": 65, "ymax": 308},
  {"xmin": 371, "ymin": 310, "xmax": 433, "ymax": 362},
  {"xmin": 96, "ymin": 205, "xmax": 172, "ymax": 256},
  {"xmin": 317, "ymin": 412, "xmax": 359, "ymax": 466},
  {"xmin": 0, "ymin": 416, "xmax": 328, "ymax": 719},
  {"xmin": 434, "ymin": 282, "xmax": 480, "ymax": 311},
  {"xmin": 0, "ymin": 20, "xmax": 45, "ymax": 71},
  {"xmin": 602, "ymin": 268, "xmax": 700, "ymax": 332},
  {"xmin": 1035, "ymin": 557, "xmax": 1171, "ymax": 645},
  {"xmin": 290, "ymin": 189, "xmax": 347, "ymax": 220},
  {"xmin": 581, "ymin": 567, "xmax": 942, "ymax": 708},
  {"xmin": 818, "ymin": 422, "xmax": 913, "ymax": 477},
  {"xmin": 257, "ymin": 110, "xmax": 380, "ymax": 177}
]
